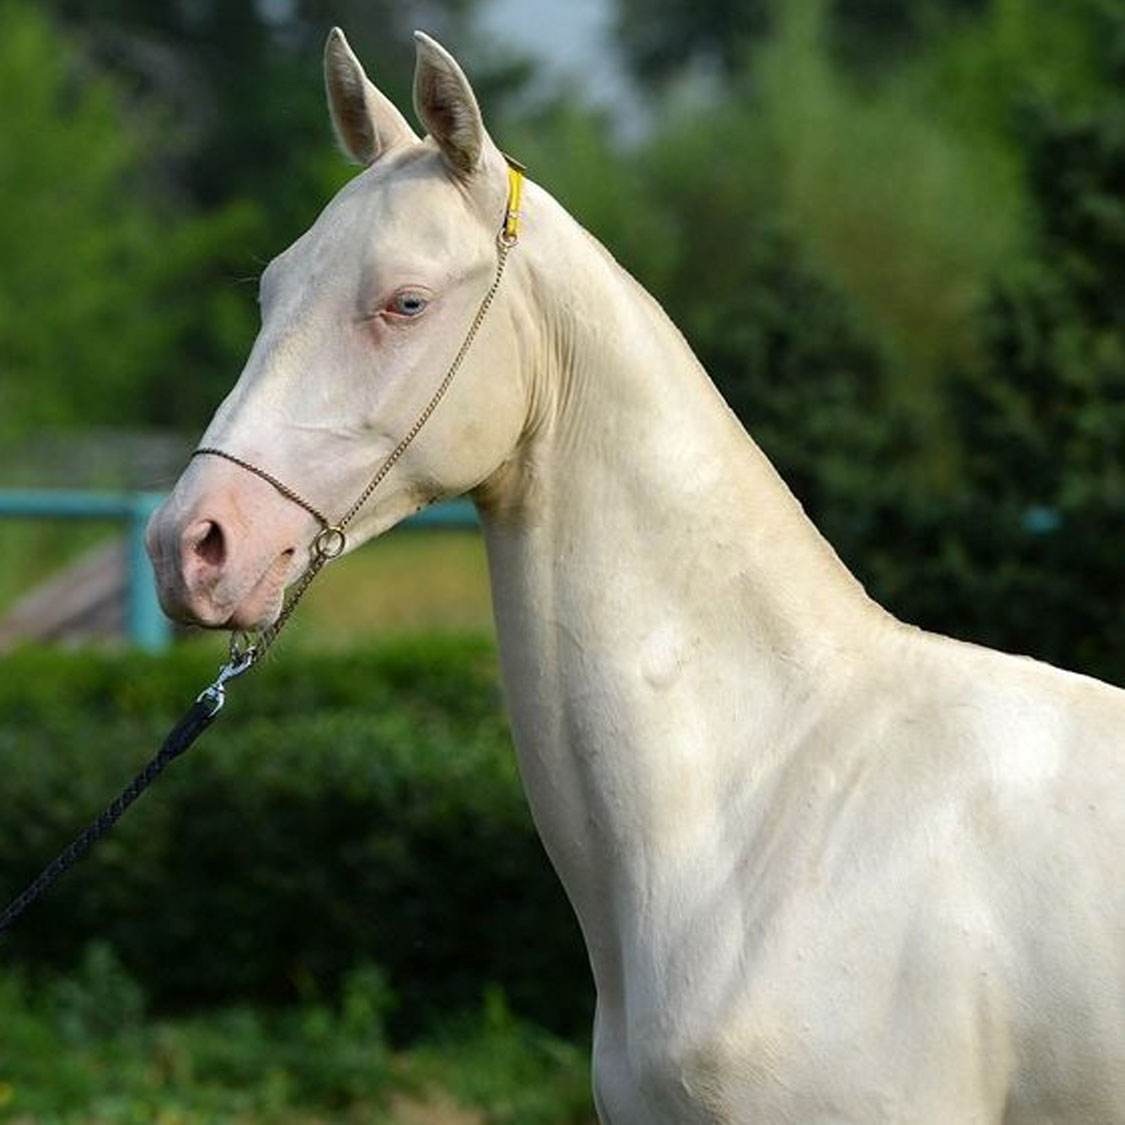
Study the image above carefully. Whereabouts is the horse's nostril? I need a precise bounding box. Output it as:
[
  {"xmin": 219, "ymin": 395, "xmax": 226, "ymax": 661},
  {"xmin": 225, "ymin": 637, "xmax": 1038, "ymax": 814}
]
[{"xmin": 191, "ymin": 520, "xmax": 226, "ymax": 569}]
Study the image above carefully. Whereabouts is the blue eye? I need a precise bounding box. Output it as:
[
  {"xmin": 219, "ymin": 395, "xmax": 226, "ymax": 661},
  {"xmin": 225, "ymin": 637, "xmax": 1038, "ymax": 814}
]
[{"xmin": 389, "ymin": 290, "xmax": 429, "ymax": 317}]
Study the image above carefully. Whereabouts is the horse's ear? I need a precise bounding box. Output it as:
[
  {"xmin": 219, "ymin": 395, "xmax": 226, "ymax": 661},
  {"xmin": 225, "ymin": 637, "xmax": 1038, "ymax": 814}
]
[
  {"xmin": 324, "ymin": 27, "xmax": 417, "ymax": 165},
  {"xmin": 412, "ymin": 31, "xmax": 488, "ymax": 177}
]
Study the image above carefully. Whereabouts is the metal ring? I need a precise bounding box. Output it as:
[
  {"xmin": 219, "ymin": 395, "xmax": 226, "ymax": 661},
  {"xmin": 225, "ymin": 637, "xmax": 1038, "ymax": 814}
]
[
  {"xmin": 228, "ymin": 630, "xmax": 256, "ymax": 665},
  {"xmin": 313, "ymin": 524, "xmax": 347, "ymax": 559}
]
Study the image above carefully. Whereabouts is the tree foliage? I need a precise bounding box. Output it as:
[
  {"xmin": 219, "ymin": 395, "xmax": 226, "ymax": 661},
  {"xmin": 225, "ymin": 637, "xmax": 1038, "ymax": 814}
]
[
  {"xmin": 0, "ymin": 1, "xmax": 164, "ymax": 434},
  {"xmin": 614, "ymin": 0, "xmax": 771, "ymax": 88},
  {"xmin": 0, "ymin": 0, "xmax": 526, "ymax": 438},
  {"xmin": 613, "ymin": 0, "xmax": 991, "ymax": 88},
  {"xmin": 0, "ymin": 1, "xmax": 264, "ymax": 436},
  {"xmin": 593, "ymin": 0, "xmax": 1125, "ymax": 678},
  {"xmin": 929, "ymin": 82, "xmax": 1125, "ymax": 679}
]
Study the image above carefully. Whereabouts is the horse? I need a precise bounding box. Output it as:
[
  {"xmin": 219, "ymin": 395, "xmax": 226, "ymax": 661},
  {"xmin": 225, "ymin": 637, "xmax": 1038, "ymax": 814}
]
[{"xmin": 146, "ymin": 28, "xmax": 1125, "ymax": 1123}]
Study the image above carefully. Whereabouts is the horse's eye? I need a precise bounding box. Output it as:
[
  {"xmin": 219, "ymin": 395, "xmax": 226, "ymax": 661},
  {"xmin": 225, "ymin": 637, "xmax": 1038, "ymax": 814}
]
[{"xmin": 388, "ymin": 290, "xmax": 430, "ymax": 317}]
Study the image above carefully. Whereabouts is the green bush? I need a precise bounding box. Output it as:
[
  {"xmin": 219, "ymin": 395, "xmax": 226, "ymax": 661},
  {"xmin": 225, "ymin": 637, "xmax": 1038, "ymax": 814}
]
[{"xmin": 0, "ymin": 636, "xmax": 593, "ymax": 1041}]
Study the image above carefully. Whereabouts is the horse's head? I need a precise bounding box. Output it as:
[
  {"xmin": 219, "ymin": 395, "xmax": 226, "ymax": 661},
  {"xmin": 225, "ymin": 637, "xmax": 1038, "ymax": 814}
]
[{"xmin": 147, "ymin": 29, "xmax": 528, "ymax": 629}]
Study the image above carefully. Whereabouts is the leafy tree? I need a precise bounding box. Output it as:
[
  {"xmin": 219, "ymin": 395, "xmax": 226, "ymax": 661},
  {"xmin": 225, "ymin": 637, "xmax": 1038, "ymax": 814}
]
[
  {"xmin": 0, "ymin": 1, "xmax": 267, "ymax": 440},
  {"xmin": 614, "ymin": 0, "xmax": 771, "ymax": 88},
  {"xmin": 499, "ymin": 101, "xmax": 679, "ymax": 296},
  {"xmin": 24, "ymin": 0, "xmax": 531, "ymax": 432},
  {"xmin": 0, "ymin": 2, "xmax": 170, "ymax": 435},
  {"xmin": 612, "ymin": 0, "xmax": 989, "ymax": 88},
  {"xmin": 600, "ymin": 0, "xmax": 1125, "ymax": 682},
  {"xmin": 930, "ymin": 87, "xmax": 1125, "ymax": 681},
  {"xmin": 42, "ymin": 0, "xmax": 527, "ymax": 247}
]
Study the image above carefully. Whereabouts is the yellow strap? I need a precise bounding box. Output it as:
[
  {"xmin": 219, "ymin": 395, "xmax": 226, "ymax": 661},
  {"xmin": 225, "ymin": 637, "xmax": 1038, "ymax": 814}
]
[{"xmin": 502, "ymin": 154, "xmax": 525, "ymax": 244}]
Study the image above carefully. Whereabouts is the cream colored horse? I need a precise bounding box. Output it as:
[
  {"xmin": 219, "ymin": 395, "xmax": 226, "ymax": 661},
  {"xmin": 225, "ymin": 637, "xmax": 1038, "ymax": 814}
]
[{"xmin": 147, "ymin": 29, "xmax": 1125, "ymax": 1123}]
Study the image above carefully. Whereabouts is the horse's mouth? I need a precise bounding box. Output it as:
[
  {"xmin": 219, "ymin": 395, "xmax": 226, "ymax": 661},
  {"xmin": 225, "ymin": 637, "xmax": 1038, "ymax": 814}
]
[
  {"xmin": 161, "ymin": 547, "xmax": 297, "ymax": 632},
  {"xmin": 219, "ymin": 548, "xmax": 299, "ymax": 631}
]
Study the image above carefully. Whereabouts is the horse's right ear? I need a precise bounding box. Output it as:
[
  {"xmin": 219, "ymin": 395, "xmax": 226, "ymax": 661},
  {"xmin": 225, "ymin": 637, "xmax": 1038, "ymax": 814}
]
[{"xmin": 324, "ymin": 28, "xmax": 418, "ymax": 164}]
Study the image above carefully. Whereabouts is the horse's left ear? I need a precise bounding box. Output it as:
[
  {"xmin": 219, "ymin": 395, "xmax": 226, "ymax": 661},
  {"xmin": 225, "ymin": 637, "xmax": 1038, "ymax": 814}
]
[{"xmin": 412, "ymin": 31, "xmax": 493, "ymax": 177}]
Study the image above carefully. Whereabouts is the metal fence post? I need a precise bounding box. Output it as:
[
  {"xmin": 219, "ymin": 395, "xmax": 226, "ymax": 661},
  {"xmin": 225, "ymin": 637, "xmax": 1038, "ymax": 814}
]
[
  {"xmin": 0, "ymin": 488, "xmax": 172, "ymax": 650},
  {"xmin": 126, "ymin": 493, "xmax": 172, "ymax": 652}
]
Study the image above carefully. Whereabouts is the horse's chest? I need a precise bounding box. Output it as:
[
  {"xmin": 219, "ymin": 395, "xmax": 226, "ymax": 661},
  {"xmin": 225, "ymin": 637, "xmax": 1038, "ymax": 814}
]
[
  {"xmin": 589, "ymin": 887, "xmax": 1010, "ymax": 1124},
  {"xmin": 592, "ymin": 955, "xmax": 841, "ymax": 1121},
  {"xmin": 592, "ymin": 1010, "xmax": 998, "ymax": 1125},
  {"xmin": 593, "ymin": 1008, "xmax": 892, "ymax": 1124}
]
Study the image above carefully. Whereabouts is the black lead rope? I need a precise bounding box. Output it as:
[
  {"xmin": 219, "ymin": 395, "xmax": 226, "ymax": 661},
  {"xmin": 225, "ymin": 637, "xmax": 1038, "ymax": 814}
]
[{"xmin": 0, "ymin": 654, "xmax": 249, "ymax": 936}]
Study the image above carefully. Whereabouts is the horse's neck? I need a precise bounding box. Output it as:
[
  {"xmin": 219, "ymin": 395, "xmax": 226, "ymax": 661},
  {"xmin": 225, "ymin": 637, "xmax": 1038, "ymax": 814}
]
[{"xmin": 477, "ymin": 185, "xmax": 889, "ymax": 973}]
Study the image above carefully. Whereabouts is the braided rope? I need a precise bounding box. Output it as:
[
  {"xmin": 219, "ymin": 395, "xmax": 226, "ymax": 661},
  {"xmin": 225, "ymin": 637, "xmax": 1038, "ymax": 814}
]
[{"xmin": 0, "ymin": 699, "xmax": 217, "ymax": 935}]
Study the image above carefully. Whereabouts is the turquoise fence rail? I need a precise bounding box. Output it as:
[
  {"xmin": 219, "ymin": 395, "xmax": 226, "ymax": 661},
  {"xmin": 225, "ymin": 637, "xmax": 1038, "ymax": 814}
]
[
  {"xmin": 0, "ymin": 491, "xmax": 477, "ymax": 651},
  {"xmin": 0, "ymin": 489, "xmax": 169, "ymax": 651}
]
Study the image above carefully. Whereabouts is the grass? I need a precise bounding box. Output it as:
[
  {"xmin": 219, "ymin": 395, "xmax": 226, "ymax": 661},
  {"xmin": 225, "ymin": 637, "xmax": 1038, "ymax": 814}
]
[
  {"xmin": 0, "ymin": 951, "xmax": 594, "ymax": 1124},
  {"xmin": 295, "ymin": 529, "xmax": 494, "ymax": 645}
]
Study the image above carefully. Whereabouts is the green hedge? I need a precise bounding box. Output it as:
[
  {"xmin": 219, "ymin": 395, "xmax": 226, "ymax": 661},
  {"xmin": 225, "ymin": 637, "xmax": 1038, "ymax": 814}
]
[{"xmin": 0, "ymin": 637, "xmax": 593, "ymax": 1041}]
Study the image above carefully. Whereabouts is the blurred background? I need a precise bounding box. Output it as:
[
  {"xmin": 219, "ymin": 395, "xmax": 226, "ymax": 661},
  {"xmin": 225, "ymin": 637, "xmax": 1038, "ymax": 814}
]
[{"xmin": 0, "ymin": 0, "xmax": 1122, "ymax": 1120}]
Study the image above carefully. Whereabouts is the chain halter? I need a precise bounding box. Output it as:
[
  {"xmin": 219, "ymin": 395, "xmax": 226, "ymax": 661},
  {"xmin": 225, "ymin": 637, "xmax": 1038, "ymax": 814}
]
[{"xmin": 192, "ymin": 156, "xmax": 525, "ymax": 683}]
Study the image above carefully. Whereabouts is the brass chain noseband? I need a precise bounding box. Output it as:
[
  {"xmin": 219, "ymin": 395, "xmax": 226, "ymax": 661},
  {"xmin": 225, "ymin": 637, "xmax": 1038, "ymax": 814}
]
[
  {"xmin": 193, "ymin": 156, "xmax": 525, "ymax": 674},
  {"xmin": 0, "ymin": 156, "xmax": 525, "ymax": 937}
]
